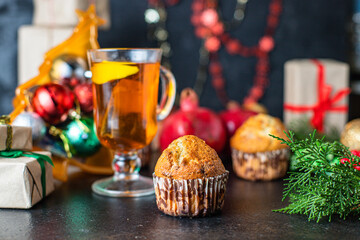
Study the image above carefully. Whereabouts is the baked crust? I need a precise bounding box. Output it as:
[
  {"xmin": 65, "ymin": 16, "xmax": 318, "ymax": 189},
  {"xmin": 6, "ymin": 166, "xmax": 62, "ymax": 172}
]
[
  {"xmin": 230, "ymin": 114, "xmax": 288, "ymax": 153},
  {"xmin": 154, "ymin": 135, "xmax": 226, "ymax": 180}
]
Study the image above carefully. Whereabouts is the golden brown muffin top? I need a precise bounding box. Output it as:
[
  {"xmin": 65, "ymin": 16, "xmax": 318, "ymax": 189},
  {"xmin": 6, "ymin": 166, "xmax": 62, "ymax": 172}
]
[
  {"xmin": 154, "ymin": 135, "xmax": 226, "ymax": 180},
  {"xmin": 230, "ymin": 114, "xmax": 288, "ymax": 153}
]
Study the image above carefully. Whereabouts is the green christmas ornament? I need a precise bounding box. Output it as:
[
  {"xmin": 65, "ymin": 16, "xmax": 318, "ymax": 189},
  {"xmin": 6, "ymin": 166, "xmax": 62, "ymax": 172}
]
[{"xmin": 62, "ymin": 117, "xmax": 101, "ymax": 157}]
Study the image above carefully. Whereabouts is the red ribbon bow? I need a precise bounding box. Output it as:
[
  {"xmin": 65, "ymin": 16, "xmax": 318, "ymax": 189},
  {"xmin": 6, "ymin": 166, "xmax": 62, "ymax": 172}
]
[{"xmin": 284, "ymin": 59, "xmax": 350, "ymax": 132}]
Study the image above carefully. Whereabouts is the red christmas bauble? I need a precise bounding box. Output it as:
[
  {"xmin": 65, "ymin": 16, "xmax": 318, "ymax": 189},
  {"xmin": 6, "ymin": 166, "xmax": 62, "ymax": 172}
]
[
  {"xmin": 259, "ymin": 36, "xmax": 274, "ymax": 52},
  {"xmin": 211, "ymin": 22, "xmax": 224, "ymax": 36},
  {"xmin": 201, "ymin": 9, "xmax": 218, "ymax": 27},
  {"xmin": 225, "ymin": 39, "xmax": 241, "ymax": 55},
  {"xmin": 191, "ymin": 2, "xmax": 203, "ymax": 11},
  {"xmin": 60, "ymin": 77, "xmax": 85, "ymax": 89},
  {"xmin": 209, "ymin": 62, "xmax": 222, "ymax": 75},
  {"xmin": 205, "ymin": 36, "xmax": 221, "ymax": 52},
  {"xmin": 195, "ymin": 27, "xmax": 209, "ymax": 38},
  {"xmin": 73, "ymin": 83, "xmax": 93, "ymax": 113},
  {"xmin": 212, "ymin": 77, "xmax": 224, "ymax": 88},
  {"xmin": 191, "ymin": 14, "xmax": 201, "ymax": 26},
  {"xmin": 32, "ymin": 83, "xmax": 74, "ymax": 125}
]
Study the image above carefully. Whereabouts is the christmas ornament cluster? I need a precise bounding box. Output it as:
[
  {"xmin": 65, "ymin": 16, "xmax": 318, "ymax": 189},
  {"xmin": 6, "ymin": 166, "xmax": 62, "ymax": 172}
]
[{"xmin": 13, "ymin": 54, "xmax": 101, "ymax": 159}]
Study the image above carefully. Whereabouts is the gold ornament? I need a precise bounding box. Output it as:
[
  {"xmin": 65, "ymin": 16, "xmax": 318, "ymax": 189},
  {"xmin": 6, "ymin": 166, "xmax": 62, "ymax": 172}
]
[
  {"xmin": 50, "ymin": 54, "xmax": 88, "ymax": 83},
  {"xmin": 340, "ymin": 119, "xmax": 360, "ymax": 150}
]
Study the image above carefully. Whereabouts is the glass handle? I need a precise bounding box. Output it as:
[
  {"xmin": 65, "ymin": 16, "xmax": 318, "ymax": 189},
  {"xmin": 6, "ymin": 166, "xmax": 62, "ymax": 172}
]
[{"xmin": 157, "ymin": 66, "xmax": 176, "ymax": 121}]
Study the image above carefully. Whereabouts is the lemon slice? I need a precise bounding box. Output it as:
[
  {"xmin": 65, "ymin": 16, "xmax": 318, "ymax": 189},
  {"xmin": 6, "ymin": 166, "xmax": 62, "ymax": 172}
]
[{"xmin": 91, "ymin": 61, "xmax": 139, "ymax": 84}]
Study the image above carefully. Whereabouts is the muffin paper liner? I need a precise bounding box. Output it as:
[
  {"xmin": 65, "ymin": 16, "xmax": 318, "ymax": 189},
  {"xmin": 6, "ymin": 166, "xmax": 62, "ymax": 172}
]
[
  {"xmin": 231, "ymin": 148, "xmax": 289, "ymax": 181},
  {"xmin": 153, "ymin": 171, "xmax": 229, "ymax": 217}
]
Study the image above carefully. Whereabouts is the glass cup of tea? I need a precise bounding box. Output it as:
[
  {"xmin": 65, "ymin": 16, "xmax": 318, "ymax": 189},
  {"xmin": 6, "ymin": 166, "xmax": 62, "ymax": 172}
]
[{"xmin": 88, "ymin": 48, "xmax": 176, "ymax": 197}]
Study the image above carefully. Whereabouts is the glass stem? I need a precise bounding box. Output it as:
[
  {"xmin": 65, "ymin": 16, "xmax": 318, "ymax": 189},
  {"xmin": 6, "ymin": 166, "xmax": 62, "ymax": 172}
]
[{"xmin": 113, "ymin": 152, "xmax": 141, "ymax": 178}]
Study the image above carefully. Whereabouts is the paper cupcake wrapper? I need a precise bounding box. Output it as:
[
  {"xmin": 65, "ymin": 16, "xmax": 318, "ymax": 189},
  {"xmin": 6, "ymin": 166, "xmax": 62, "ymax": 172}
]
[
  {"xmin": 231, "ymin": 148, "xmax": 289, "ymax": 181},
  {"xmin": 153, "ymin": 171, "xmax": 229, "ymax": 217}
]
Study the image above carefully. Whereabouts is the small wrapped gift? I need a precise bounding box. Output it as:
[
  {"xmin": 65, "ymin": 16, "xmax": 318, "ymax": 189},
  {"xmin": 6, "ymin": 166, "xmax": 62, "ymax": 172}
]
[
  {"xmin": 0, "ymin": 117, "xmax": 32, "ymax": 151},
  {"xmin": 0, "ymin": 151, "xmax": 54, "ymax": 209},
  {"xmin": 284, "ymin": 59, "xmax": 350, "ymax": 133}
]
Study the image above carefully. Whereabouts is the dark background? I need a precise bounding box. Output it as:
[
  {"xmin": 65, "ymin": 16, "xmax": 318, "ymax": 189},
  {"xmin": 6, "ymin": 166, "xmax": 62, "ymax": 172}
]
[{"xmin": 0, "ymin": 0, "xmax": 352, "ymax": 118}]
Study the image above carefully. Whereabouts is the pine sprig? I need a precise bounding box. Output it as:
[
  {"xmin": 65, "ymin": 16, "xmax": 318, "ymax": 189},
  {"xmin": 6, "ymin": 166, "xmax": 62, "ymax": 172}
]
[{"xmin": 270, "ymin": 130, "xmax": 360, "ymax": 222}]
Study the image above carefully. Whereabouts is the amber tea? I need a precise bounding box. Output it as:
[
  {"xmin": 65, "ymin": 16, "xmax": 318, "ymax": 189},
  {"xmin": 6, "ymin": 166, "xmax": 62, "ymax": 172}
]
[
  {"xmin": 92, "ymin": 61, "xmax": 160, "ymax": 152},
  {"xmin": 89, "ymin": 48, "xmax": 175, "ymax": 197}
]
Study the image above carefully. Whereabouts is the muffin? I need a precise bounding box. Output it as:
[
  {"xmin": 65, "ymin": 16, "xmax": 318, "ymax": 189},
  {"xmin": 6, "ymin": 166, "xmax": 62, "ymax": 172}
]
[
  {"xmin": 230, "ymin": 114, "xmax": 289, "ymax": 181},
  {"xmin": 153, "ymin": 135, "xmax": 229, "ymax": 217}
]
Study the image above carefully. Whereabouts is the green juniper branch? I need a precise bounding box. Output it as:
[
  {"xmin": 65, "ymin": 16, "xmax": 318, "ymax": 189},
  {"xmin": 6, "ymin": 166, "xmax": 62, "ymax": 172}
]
[{"xmin": 270, "ymin": 130, "xmax": 360, "ymax": 222}]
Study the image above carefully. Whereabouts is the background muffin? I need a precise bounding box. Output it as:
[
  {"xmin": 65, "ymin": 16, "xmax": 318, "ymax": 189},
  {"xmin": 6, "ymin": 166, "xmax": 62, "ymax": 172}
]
[
  {"xmin": 153, "ymin": 135, "xmax": 229, "ymax": 217},
  {"xmin": 230, "ymin": 114, "xmax": 289, "ymax": 181}
]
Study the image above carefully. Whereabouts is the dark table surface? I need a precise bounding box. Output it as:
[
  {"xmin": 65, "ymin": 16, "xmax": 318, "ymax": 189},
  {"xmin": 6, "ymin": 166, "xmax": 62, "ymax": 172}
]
[{"xmin": 1, "ymin": 155, "xmax": 360, "ymax": 240}]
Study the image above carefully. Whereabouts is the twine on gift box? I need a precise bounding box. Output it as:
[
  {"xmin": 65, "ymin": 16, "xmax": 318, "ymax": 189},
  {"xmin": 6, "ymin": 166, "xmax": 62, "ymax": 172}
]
[{"xmin": 0, "ymin": 115, "xmax": 13, "ymax": 151}]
